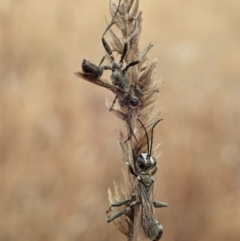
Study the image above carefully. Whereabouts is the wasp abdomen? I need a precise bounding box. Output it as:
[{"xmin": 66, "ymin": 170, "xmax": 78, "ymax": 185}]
[{"xmin": 82, "ymin": 59, "xmax": 103, "ymax": 78}]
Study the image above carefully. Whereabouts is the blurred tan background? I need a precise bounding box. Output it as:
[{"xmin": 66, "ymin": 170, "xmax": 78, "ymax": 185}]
[{"xmin": 1, "ymin": 0, "xmax": 240, "ymax": 240}]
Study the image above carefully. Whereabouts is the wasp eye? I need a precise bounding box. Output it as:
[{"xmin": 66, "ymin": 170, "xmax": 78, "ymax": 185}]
[
  {"xmin": 151, "ymin": 156, "xmax": 157, "ymax": 166},
  {"xmin": 137, "ymin": 153, "xmax": 156, "ymax": 170},
  {"xmin": 137, "ymin": 155, "xmax": 146, "ymax": 169}
]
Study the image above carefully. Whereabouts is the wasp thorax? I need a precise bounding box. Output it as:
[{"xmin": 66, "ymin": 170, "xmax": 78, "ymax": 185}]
[
  {"xmin": 137, "ymin": 153, "xmax": 156, "ymax": 171},
  {"xmin": 112, "ymin": 62, "xmax": 122, "ymax": 69}
]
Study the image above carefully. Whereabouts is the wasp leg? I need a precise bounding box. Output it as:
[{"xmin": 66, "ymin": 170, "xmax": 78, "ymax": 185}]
[
  {"xmin": 150, "ymin": 166, "xmax": 158, "ymax": 176},
  {"xmin": 99, "ymin": 55, "xmax": 106, "ymax": 67},
  {"xmin": 124, "ymin": 112, "xmax": 138, "ymax": 143},
  {"xmin": 106, "ymin": 193, "xmax": 136, "ymax": 212},
  {"xmin": 153, "ymin": 201, "xmax": 168, "ymax": 208},
  {"xmin": 119, "ymin": 19, "xmax": 139, "ymax": 64},
  {"xmin": 106, "ymin": 200, "xmax": 139, "ymax": 223},
  {"xmin": 122, "ymin": 60, "xmax": 139, "ymax": 74},
  {"xmin": 141, "ymin": 88, "xmax": 159, "ymax": 95},
  {"xmin": 109, "ymin": 95, "xmax": 118, "ymax": 111},
  {"xmin": 124, "ymin": 127, "xmax": 138, "ymax": 143},
  {"xmin": 101, "ymin": 0, "xmax": 122, "ymax": 62}
]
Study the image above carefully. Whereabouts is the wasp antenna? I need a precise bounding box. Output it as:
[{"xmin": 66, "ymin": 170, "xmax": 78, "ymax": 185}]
[
  {"xmin": 149, "ymin": 119, "xmax": 163, "ymax": 157},
  {"xmin": 137, "ymin": 118, "xmax": 150, "ymax": 157}
]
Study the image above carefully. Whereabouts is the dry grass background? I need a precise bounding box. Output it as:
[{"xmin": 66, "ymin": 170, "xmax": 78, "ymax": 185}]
[{"xmin": 1, "ymin": 0, "xmax": 240, "ymax": 240}]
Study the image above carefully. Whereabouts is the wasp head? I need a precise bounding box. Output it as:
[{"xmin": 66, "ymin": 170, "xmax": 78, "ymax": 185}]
[{"xmin": 137, "ymin": 152, "xmax": 157, "ymax": 171}]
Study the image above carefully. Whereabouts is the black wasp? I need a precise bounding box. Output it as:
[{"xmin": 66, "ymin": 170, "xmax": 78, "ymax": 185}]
[
  {"xmin": 75, "ymin": 0, "xmax": 142, "ymax": 140},
  {"xmin": 106, "ymin": 118, "xmax": 168, "ymax": 241}
]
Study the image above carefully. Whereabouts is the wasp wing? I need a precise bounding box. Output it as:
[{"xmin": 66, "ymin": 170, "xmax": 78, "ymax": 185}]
[
  {"xmin": 75, "ymin": 72, "xmax": 122, "ymax": 93},
  {"xmin": 139, "ymin": 181, "xmax": 163, "ymax": 241}
]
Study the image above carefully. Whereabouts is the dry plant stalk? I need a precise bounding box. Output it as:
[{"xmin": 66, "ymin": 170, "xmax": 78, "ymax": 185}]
[
  {"xmin": 76, "ymin": 0, "xmax": 165, "ymax": 240},
  {"xmin": 105, "ymin": 1, "xmax": 163, "ymax": 241}
]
